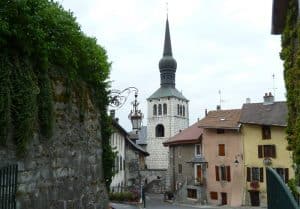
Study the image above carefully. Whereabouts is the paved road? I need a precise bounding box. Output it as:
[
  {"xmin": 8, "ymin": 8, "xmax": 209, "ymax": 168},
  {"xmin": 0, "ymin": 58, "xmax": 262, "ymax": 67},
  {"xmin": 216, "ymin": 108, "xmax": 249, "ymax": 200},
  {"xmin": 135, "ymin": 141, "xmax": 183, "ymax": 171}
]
[{"xmin": 111, "ymin": 193, "xmax": 267, "ymax": 209}]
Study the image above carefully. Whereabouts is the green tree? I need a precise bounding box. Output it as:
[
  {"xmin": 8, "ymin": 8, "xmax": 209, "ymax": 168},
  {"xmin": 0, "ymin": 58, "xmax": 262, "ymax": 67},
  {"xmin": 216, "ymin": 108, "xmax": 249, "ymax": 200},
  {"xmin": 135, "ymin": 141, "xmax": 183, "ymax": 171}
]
[{"xmin": 0, "ymin": 0, "xmax": 115, "ymax": 183}]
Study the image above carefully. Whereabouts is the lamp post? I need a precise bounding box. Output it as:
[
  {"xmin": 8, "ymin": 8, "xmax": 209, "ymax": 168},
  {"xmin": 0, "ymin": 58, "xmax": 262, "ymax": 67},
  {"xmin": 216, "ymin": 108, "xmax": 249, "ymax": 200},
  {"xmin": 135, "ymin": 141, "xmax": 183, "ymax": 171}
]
[{"xmin": 128, "ymin": 92, "xmax": 143, "ymax": 131}]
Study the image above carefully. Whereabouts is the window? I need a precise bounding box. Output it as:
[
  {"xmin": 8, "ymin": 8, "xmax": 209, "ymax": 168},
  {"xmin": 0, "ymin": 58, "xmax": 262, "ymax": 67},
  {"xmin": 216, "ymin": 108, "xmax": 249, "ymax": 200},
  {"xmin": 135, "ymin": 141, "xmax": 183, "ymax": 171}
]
[
  {"xmin": 195, "ymin": 144, "xmax": 202, "ymax": 156},
  {"xmin": 153, "ymin": 104, "xmax": 157, "ymax": 116},
  {"xmin": 217, "ymin": 129, "xmax": 225, "ymax": 134},
  {"xmin": 210, "ymin": 192, "xmax": 218, "ymax": 200},
  {"xmin": 120, "ymin": 156, "xmax": 122, "ymax": 171},
  {"xmin": 262, "ymin": 125, "xmax": 271, "ymax": 139},
  {"xmin": 178, "ymin": 146, "xmax": 182, "ymax": 157},
  {"xmin": 275, "ymin": 168, "xmax": 289, "ymax": 183},
  {"xmin": 177, "ymin": 104, "xmax": 180, "ymax": 115},
  {"xmin": 258, "ymin": 145, "xmax": 276, "ymax": 158},
  {"xmin": 183, "ymin": 106, "xmax": 185, "ymax": 116},
  {"xmin": 179, "ymin": 105, "xmax": 182, "ymax": 115},
  {"xmin": 158, "ymin": 104, "xmax": 162, "ymax": 115},
  {"xmin": 163, "ymin": 103, "xmax": 167, "ymax": 115},
  {"xmin": 247, "ymin": 167, "xmax": 264, "ymax": 182},
  {"xmin": 218, "ymin": 144, "xmax": 225, "ymax": 156},
  {"xmin": 178, "ymin": 164, "xmax": 182, "ymax": 174},
  {"xmin": 215, "ymin": 165, "xmax": 231, "ymax": 182},
  {"xmin": 155, "ymin": 124, "xmax": 165, "ymax": 137},
  {"xmin": 187, "ymin": 189, "xmax": 197, "ymax": 199}
]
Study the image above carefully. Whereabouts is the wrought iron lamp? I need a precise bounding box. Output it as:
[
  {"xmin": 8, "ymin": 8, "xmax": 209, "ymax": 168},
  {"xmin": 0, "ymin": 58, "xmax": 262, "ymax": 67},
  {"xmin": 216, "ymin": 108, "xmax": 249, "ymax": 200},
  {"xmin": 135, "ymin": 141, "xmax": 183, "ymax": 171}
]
[
  {"xmin": 128, "ymin": 92, "xmax": 143, "ymax": 130},
  {"xmin": 109, "ymin": 87, "xmax": 143, "ymax": 130}
]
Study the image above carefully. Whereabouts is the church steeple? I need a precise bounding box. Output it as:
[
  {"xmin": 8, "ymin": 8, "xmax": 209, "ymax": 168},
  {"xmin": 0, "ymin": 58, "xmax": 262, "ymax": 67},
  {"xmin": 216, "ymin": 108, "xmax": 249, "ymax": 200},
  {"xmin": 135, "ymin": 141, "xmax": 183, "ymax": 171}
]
[{"xmin": 159, "ymin": 17, "xmax": 177, "ymax": 88}]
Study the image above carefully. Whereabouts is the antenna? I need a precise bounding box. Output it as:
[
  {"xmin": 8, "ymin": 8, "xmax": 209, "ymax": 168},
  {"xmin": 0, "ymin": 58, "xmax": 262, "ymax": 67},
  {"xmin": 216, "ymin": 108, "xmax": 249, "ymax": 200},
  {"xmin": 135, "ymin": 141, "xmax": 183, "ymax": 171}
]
[
  {"xmin": 272, "ymin": 73, "xmax": 277, "ymax": 96},
  {"xmin": 218, "ymin": 90, "xmax": 222, "ymax": 107}
]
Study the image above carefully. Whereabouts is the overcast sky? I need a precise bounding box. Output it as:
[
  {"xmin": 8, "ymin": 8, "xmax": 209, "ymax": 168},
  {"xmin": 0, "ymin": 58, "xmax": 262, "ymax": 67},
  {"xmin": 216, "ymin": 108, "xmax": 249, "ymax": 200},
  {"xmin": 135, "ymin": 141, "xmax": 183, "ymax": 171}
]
[{"xmin": 60, "ymin": 0, "xmax": 285, "ymax": 131}]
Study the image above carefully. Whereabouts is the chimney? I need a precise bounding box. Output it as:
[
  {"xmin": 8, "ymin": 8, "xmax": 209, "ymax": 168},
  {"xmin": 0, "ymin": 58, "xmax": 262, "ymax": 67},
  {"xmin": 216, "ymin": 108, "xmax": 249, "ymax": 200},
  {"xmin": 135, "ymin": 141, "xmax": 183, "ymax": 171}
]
[
  {"xmin": 216, "ymin": 105, "xmax": 221, "ymax": 110},
  {"xmin": 263, "ymin": 92, "xmax": 274, "ymax": 105},
  {"xmin": 205, "ymin": 109, "xmax": 208, "ymax": 116},
  {"xmin": 246, "ymin": 98, "xmax": 251, "ymax": 104},
  {"xmin": 110, "ymin": 109, "xmax": 115, "ymax": 118}
]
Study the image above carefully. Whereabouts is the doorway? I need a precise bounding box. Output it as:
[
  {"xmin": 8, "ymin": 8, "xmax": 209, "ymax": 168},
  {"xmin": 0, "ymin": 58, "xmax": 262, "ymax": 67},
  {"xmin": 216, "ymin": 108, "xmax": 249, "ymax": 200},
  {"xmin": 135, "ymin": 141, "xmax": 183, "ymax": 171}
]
[
  {"xmin": 249, "ymin": 190, "xmax": 260, "ymax": 206},
  {"xmin": 221, "ymin": 192, "xmax": 227, "ymax": 205}
]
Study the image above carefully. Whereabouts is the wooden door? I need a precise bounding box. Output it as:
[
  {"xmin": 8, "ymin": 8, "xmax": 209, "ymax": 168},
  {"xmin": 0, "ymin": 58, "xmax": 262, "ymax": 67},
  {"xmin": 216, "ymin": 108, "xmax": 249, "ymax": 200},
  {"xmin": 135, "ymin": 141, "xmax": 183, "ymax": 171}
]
[
  {"xmin": 249, "ymin": 191, "xmax": 260, "ymax": 206},
  {"xmin": 221, "ymin": 192, "xmax": 227, "ymax": 205},
  {"xmin": 197, "ymin": 165, "xmax": 202, "ymax": 181}
]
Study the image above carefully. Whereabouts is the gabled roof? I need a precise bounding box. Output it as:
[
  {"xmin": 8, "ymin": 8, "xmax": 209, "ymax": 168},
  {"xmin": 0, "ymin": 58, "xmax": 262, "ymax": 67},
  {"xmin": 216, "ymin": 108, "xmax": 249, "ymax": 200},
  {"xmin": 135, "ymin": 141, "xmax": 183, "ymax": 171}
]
[
  {"xmin": 271, "ymin": 0, "xmax": 289, "ymax": 34},
  {"xmin": 163, "ymin": 122, "xmax": 203, "ymax": 146},
  {"xmin": 197, "ymin": 109, "xmax": 241, "ymax": 130},
  {"xmin": 126, "ymin": 137, "xmax": 149, "ymax": 156},
  {"xmin": 239, "ymin": 101, "xmax": 287, "ymax": 127},
  {"xmin": 147, "ymin": 87, "xmax": 188, "ymax": 101}
]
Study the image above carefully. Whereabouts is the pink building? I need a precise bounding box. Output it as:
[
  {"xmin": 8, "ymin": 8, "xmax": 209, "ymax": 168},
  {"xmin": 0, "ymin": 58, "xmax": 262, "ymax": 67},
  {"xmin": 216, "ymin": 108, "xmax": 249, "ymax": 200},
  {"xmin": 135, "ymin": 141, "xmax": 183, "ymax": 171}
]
[{"xmin": 198, "ymin": 109, "xmax": 243, "ymax": 206}]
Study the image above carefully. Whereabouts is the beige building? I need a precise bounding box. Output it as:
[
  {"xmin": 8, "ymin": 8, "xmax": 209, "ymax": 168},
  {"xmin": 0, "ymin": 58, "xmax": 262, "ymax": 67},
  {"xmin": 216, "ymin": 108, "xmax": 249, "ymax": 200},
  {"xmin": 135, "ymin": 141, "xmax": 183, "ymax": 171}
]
[
  {"xmin": 198, "ymin": 109, "xmax": 243, "ymax": 207},
  {"xmin": 239, "ymin": 93, "xmax": 294, "ymax": 206}
]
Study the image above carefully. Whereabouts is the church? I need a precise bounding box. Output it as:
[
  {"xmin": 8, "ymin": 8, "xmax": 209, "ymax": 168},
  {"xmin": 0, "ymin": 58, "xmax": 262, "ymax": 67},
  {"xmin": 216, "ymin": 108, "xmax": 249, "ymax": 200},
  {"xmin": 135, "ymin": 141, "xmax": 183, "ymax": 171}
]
[{"xmin": 138, "ymin": 16, "xmax": 189, "ymax": 190}]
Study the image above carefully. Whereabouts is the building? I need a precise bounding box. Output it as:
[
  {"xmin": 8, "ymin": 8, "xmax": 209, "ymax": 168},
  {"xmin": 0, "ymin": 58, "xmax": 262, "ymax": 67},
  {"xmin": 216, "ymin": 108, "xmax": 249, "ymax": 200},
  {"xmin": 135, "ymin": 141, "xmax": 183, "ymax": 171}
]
[
  {"xmin": 110, "ymin": 117, "xmax": 149, "ymax": 191},
  {"xmin": 239, "ymin": 93, "xmax": 294, "ymax": 206},
  {"xmin": 125, "ymin": 135, "xmax": 149, "ymax": 188},
  {"xmin": 110, "ymin": 119, "xmax": 127, "ymax": 192},
  {"xmin": 145, "ymin": 16, "xmax": 189, "ymax": 185},
  {"xmin": 198, "ymin": 109, "xmax": 243, "ymax": 207},
  {"xmin": 163, "ymin": 122, "xmax": 206, "ymax": 204}
]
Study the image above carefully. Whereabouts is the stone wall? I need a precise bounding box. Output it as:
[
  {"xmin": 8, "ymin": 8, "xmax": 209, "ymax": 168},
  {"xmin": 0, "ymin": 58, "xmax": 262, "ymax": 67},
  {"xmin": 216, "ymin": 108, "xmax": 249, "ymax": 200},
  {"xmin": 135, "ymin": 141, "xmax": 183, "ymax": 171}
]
[{"xmin": 0, "ymin": 79, "xmax": 108, "ymax": 209}]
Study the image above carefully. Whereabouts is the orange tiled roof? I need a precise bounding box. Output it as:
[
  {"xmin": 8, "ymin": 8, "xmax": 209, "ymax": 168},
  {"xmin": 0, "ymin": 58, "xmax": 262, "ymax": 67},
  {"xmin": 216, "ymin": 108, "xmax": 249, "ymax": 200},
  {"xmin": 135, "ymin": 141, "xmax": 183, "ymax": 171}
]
[
  {"xmin": 197, "ymin": 109, "xmax": 241, "ymax": 129},
  {"xmin": 163, "ymin": 122, "xmax": 203, "ymax": 146}
]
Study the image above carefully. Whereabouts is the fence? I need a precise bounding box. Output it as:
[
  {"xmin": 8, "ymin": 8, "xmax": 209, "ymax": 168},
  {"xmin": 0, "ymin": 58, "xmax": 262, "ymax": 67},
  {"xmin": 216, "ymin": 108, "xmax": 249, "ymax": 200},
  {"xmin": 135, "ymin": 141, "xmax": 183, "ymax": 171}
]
[
  {"xmin": 0, "ymin": 164, "xmax": 18, "ymax": 209},
  {"xmin": 266, "ymin": 167, "xmax": 299, "ymax": 209}
]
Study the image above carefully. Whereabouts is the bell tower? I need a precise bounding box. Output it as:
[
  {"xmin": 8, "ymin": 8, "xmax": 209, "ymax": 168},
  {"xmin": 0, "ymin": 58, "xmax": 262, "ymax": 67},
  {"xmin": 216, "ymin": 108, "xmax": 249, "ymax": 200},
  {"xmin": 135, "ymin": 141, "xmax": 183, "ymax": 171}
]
[{"xmin": 146, "ymin": 17, "xmax": 189, "ymax": 170}]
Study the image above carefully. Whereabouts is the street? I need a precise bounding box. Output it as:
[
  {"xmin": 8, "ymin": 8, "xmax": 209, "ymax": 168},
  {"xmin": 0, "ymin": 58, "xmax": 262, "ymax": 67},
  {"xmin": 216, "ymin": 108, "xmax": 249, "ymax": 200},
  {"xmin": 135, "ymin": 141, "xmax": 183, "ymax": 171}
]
[{"xmin": 111, "ymin": 194, "xmax": 267, "ymax": 209}]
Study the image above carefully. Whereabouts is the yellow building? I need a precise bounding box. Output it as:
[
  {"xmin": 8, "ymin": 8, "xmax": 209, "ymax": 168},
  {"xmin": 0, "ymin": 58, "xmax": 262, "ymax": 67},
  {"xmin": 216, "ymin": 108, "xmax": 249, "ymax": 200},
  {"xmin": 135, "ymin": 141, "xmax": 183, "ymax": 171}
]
[{"xmin": 239, "ymin": 93, "xmax": 294, "ymax": 206}]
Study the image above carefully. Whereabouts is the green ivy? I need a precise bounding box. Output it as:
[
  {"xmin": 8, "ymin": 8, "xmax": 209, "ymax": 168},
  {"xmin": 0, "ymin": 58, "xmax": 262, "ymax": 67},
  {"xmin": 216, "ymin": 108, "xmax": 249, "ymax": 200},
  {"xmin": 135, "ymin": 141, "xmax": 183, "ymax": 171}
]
[
  {"xmin": 0, "ymin": 0, "xmax": 114, "ymax": 178},
  {"xmin": 281, "ymin": 0, "xmax": 300, "ymax": 162}
]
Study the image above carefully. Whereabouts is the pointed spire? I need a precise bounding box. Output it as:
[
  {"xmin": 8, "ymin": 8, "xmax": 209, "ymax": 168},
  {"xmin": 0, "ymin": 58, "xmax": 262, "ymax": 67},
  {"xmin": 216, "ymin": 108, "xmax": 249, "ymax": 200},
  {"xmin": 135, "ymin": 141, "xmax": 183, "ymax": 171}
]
[{"xmin": 163, "ymin": 18, "xmax": 172, "ymax": 56}]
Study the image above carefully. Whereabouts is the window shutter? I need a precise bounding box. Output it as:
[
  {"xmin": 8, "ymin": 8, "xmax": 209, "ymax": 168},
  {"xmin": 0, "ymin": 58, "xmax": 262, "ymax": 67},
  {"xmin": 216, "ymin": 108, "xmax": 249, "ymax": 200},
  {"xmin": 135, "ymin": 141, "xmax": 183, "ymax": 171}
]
[
  {"xmin": 259, "ymin": 167, "xmax": 264, "ymax": 182},
  {"xmin": 258, "ymin": 145, "xmax": 263, "ymax": 158},
  {"xmin": 226, "ymin": 166, "xmax": 231, "ymax": 182},
  {"xmin": 215, "ymin": 166, "xmax": 220, "ymax": 181},
  {"xmin": 285, "ymin": 168, "xmax": 289, "ymax": 183},
  {"xmin": 219, "ymin": 144, "xmax": 225, "ymax": 156},
  {"xmin": 247, "ymin": 167, "xmax": 251, "ymax": 182}
]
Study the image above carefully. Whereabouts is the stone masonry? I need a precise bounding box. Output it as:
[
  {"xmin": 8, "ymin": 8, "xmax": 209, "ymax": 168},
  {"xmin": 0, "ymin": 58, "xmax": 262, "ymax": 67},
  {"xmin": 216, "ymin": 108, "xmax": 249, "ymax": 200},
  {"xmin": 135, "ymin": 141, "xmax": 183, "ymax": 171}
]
[{"xmin": 0, "ymin": 78, "xmax": 108, "ymax": 209}]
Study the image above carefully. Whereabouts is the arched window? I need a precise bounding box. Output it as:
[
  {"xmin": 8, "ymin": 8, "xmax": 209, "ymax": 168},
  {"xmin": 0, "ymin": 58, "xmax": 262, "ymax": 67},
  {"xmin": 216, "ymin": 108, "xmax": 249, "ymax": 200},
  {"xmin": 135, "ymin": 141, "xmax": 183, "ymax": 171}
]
[
  {"xmin": 183, "ymin": 106, "xmax": 185, "ymax": 116},
  {"xmin": 163, "ymin": 103, "xmax": 167, "ymax": 115},
  {"xmin": 158, "ymin": 104, "xmax": 162, "ymax": 115},
  {"xmin": 179, "ymin": 105, "xmax": 182, "ymax": 116},
  {"xmin": 177, "ymin": 104, "xmax": 180, "ymax": 115},
  {"xmin": 155, "ymin": 124, "xmax": 165, "ymax": 137},
  {"xmin": 153, "ymin": 104, "xmax": 157, "ymax": 116}
]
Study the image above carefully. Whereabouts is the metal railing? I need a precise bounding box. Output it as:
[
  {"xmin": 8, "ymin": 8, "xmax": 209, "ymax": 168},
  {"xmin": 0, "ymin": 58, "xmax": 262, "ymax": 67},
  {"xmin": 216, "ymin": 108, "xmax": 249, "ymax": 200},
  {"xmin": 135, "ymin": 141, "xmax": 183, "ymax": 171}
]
[
  {"xmin": 266, "ymin": 167, "xmax": 299, "ymax": 209},
  {"xmin": 0, "ymin": 164, "xmax": 18, "ymax": 209}
]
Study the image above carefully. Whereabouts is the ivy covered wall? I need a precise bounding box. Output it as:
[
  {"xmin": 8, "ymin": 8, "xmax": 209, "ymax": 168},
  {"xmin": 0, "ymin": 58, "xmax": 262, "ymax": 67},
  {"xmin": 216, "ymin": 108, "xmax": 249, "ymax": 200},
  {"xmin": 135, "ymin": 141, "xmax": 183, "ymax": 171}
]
[
  {"xmin": 0, "ymin": 0, "xmax": 115, "ymax": 191},
  {"xmin": 280, "ymin": 0, "xmax": 300, "ymax": 166}
]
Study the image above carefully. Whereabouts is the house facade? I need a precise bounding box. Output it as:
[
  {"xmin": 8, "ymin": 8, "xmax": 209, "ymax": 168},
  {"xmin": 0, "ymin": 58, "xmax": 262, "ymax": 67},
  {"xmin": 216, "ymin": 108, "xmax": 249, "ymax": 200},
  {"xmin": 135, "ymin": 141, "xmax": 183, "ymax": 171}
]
[
  {"xmin": 163, "ymin": 122, "xmax": 206, "ymax": 204},
  {"xmin": 239, "ymin": 93, "xmax": 294, "ymax": 206},
  {"xmin": 198, "ymin": 109, "xmax": 243, "ymax": 207},
  {"xmin": 110, "ymin": 119, "xmax": 127, "ymax": 192}
]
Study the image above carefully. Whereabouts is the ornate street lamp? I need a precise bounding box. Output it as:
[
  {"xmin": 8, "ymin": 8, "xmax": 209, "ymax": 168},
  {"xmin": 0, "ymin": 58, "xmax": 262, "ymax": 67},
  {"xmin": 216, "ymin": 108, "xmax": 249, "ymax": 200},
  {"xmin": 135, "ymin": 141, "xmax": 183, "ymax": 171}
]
[
  {"xmin": 109, "ymin": 87, "xmax": 143, "ymax": 130},
  {"xmin": 128, "ymin": 92, "xmax": 143, "ymax": 130}
]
